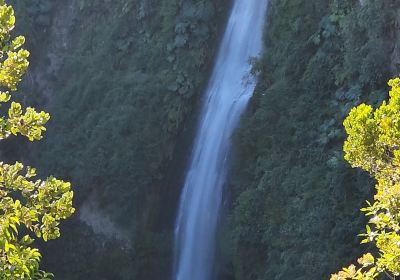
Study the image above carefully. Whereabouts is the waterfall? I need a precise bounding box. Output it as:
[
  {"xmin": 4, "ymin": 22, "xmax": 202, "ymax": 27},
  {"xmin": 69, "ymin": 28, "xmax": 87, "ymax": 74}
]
[{"xmin": 173, "ymin": 1, "xmax": 268, "ymax": 279}]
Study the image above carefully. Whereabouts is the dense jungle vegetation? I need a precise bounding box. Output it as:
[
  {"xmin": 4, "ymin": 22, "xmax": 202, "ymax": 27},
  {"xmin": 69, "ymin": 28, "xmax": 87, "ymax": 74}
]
[
  {"xmin": 6, "ymin": 0, "xmax": 230, "ymax": 279},
  {"xmin": 225, "ymin": 0, "xmax": 400, "ymax": 279},
  {"xmin": 2, "ymin": 0, "xmax": 400, "ymax": 279}
]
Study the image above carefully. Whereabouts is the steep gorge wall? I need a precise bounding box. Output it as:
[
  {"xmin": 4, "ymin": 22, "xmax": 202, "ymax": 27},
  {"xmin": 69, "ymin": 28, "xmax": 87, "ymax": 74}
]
[
  {"xmin": 225, "ymin": 0, "xmax": 400, "ymax": 279},
  {"xmin": 8, "ymin": 0, "xmax": 400, "ymax": 279},
  {"xmin": 9, "ymin": 0, "xmax": 231, "ymax": 279}
]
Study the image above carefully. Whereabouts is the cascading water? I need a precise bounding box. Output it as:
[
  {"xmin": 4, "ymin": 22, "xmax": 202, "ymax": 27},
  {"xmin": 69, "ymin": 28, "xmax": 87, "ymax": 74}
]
[{"xmin": 174, "ymin": 1, "xmax": 267, "ymax": 279}]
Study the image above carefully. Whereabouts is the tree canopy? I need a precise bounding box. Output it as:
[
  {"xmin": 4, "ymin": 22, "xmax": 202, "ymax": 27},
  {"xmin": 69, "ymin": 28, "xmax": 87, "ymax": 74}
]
[
  {"xmin": 331, "ymin": 78, "xmax": 400, "ymax": 279},
  {"xmin": 0, "ymin": 1, "xmax": 74, "ymax": 279}
]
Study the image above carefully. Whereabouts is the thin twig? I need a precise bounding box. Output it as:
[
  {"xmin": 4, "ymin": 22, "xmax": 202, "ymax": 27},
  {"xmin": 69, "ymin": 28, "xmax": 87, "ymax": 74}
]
[{"xmin": 384, "ymin": 270, "xmax": 395, "ymax": 280}]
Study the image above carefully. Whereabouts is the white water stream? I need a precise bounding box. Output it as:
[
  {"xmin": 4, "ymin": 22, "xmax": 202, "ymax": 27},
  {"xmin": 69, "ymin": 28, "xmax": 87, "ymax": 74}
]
[{"xmin": 174, "ymin": 1, "xmax": 268, "ymax": 279}]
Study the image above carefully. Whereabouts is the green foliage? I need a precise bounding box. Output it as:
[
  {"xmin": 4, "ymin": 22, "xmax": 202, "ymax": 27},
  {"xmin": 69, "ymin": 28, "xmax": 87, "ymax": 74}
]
[
  {"xmin": 0, "ymin": 162, "xmax": 73, "ymax": 279},
  {"xmin": 10, "ymin": 0, "xmax": 399, "ymax": 279},
  {"xmin": 6, "ymin": 0, "xmax": 229, "ymax": 278},
  {"xmin": 331, "ymin": 78, "xmax": 400, "ymax": 280},
  {"xmin": 225, "ymin": 1, "xmax": 399, "ymax": 279},
  {"xmin": 0, "ymin": 1, "xmax": 74, "ymax": 279}
]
